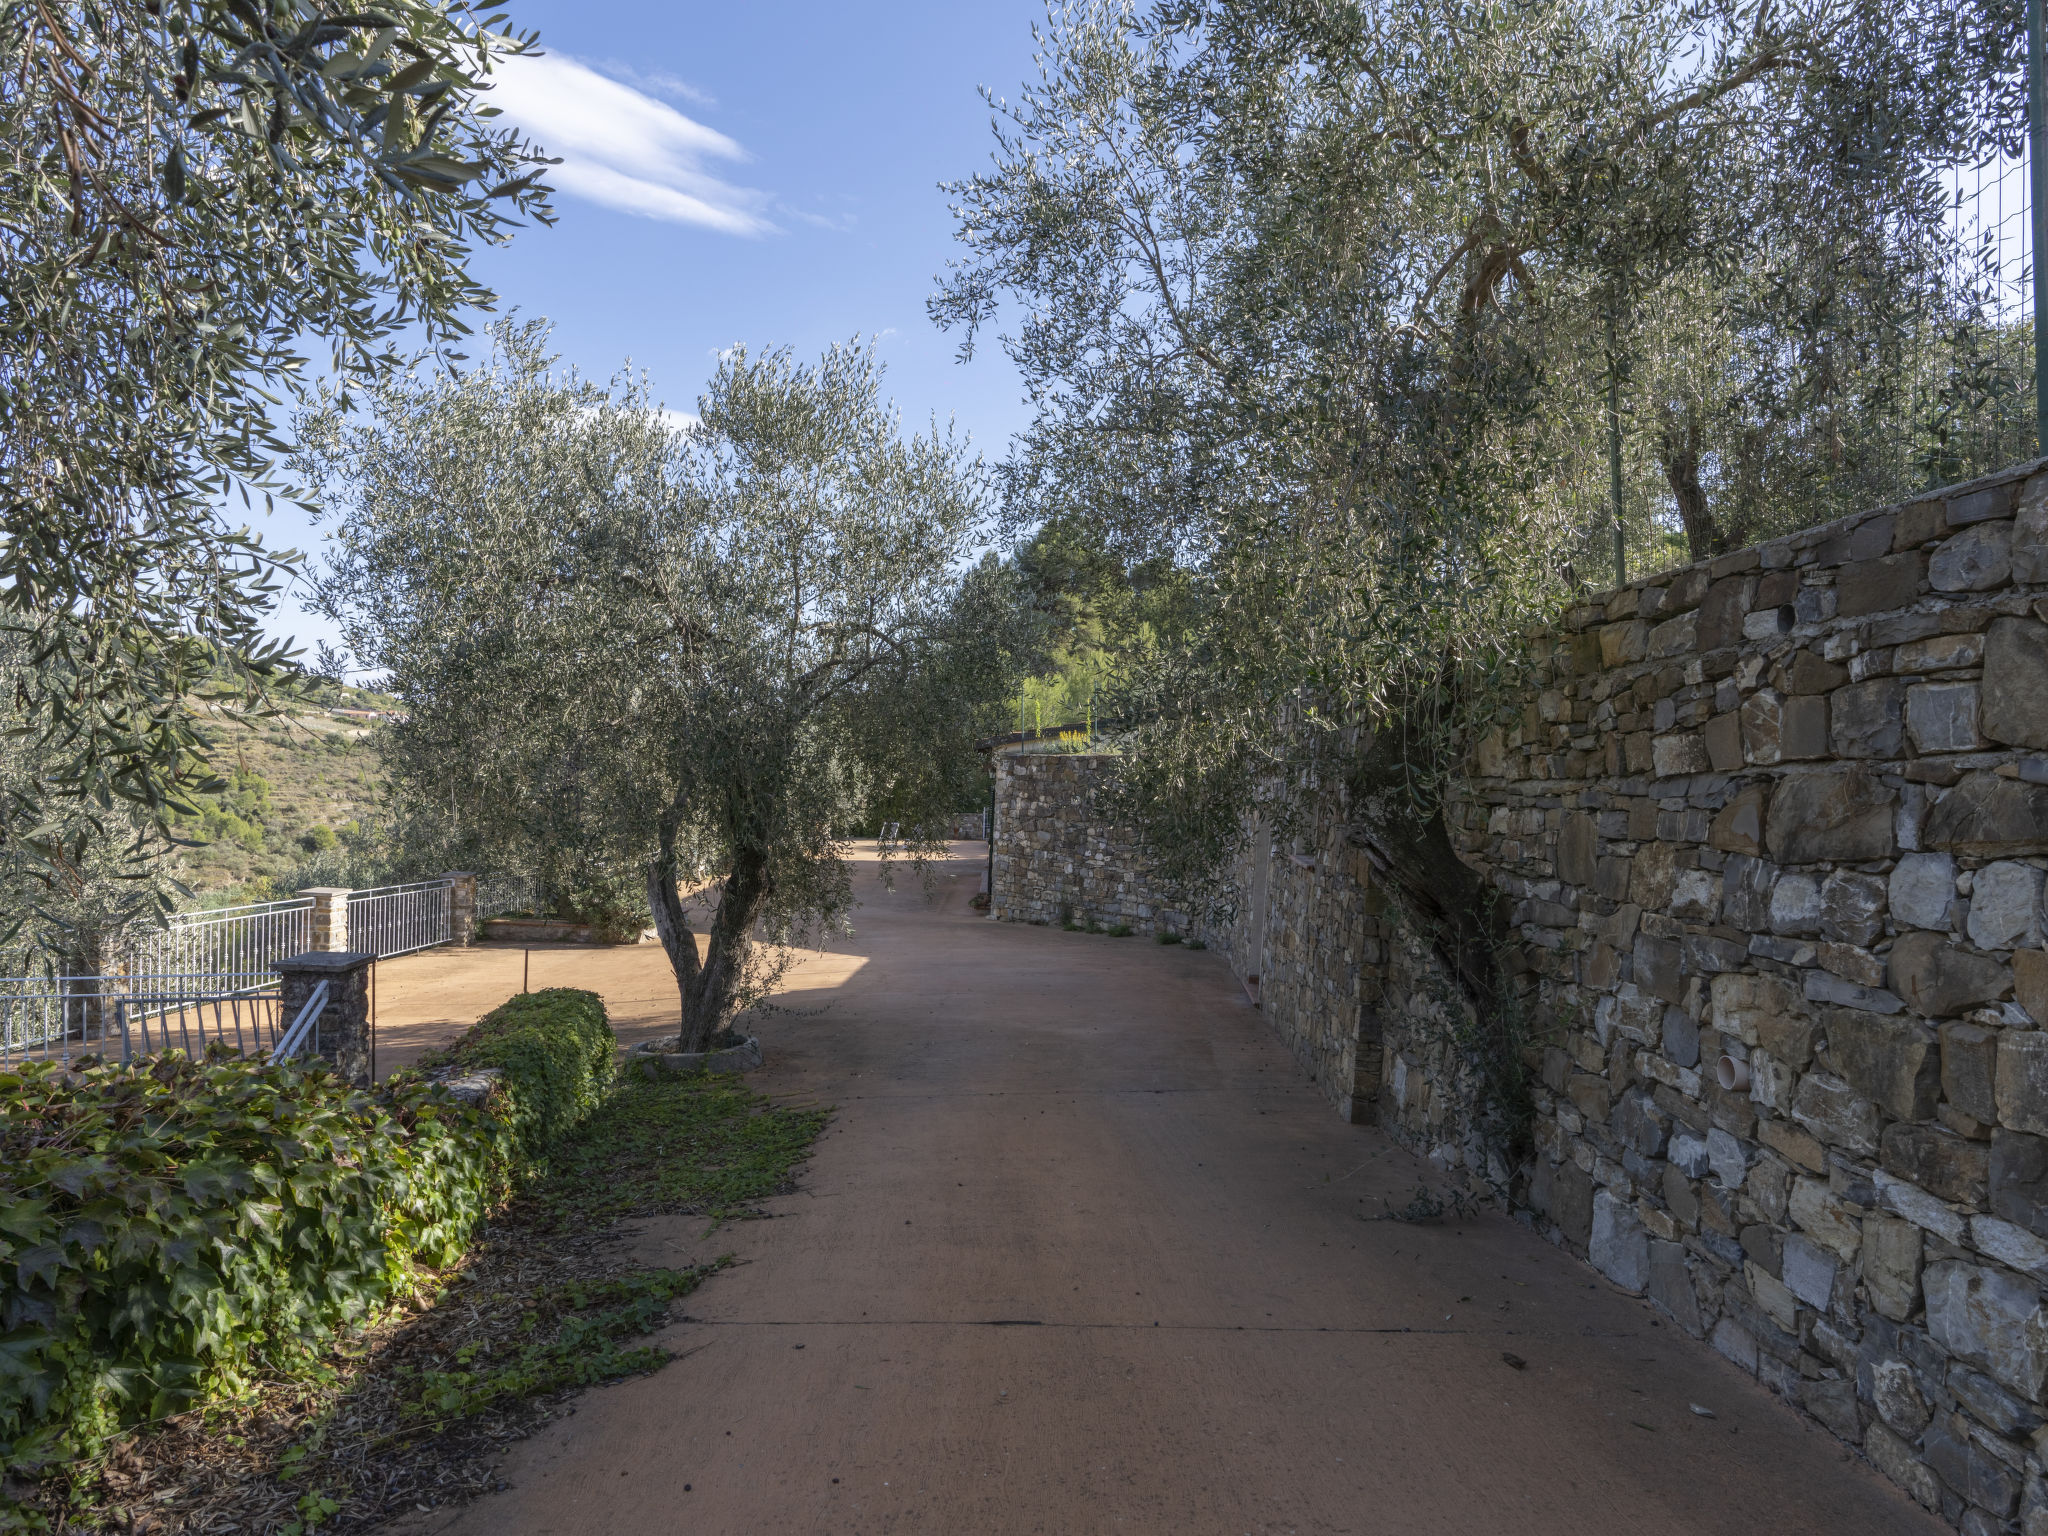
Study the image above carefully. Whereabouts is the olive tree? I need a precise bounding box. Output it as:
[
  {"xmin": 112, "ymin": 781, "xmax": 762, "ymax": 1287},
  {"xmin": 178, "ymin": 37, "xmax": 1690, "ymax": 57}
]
[
  {"xmin": 0, "ymin": 0, "xmax": 552, "ymax": 868},
  {"xmin": 311, "ymin": 324, "xmax": 1018, "ymax": 1049}
]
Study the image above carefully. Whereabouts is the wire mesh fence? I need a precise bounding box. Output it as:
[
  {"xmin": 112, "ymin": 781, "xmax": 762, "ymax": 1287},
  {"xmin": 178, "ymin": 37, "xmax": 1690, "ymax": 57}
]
[{"xmin": 1595, "ymin": 91, "xmax": 2042, "ymax": 588}]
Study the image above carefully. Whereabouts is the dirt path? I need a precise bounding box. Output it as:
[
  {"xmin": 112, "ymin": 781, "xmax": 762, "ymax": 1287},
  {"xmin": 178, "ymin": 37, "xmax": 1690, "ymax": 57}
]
[{"xmin": 384, "ymin": 844, "xmax": 1932, "ymax": 1536}]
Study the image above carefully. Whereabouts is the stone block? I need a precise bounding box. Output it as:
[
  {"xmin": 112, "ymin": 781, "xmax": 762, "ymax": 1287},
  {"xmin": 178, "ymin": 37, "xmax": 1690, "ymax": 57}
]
[
  {"xmin": 1789, "ymin": 1173, "xmax": 1866, "ymax": 1260},
  {"xmin": 1999, "ymin": 1031, "xmax": 2048, "ymax": 1136},
  {"xmin": 1693, "ymin": 575, "xmax": 1753, "ymax": 649},
  {"xmin": 1825, "ymin": 1008, "xmax": 1941, "ymax": 1119},
  {"xmin": 1973, "ymin": 1215, "xmax": 2048, "ymax": 1280},
  {"xmin": 1710, "ymin": 972, "xmax": 1803, "ymax": 1053},
  {"xmin": 1612, "ymin": 1089, "xmax": 1671, "ymax": 1157},
  {"xmin": 1741, "ymin": 690, "xmax": 1828, "ymax": 765},
  {"xmin": 1970, "ymin": 860, "xmax": 2046, "ymax": 952},
  {"xmin": 1646, "ymin": 1239, "xmax": 1703, "ymax": 1335},
  {"xmin": 1662, "ymin": 1161, "xmax": 1701, "ymax": 1227},
  {"xmin": 1819, "ymin": 870, "xmax": 1887, "ymax": 946},
  {"xmin": 1907, "ymin": 680, "xmax": 1986, "ymax": 754},
  {"xmin": 1994, "ymin": 1130, "xmax": 2048, "ymax": 1237},
  {"xmin": 1660, "ymin": 1007, "xmax": 1700, "ymax": 1070},
  {"xmin": 1649, "ymin": 611, "xmax": 1697, "ymax": 658},
  {"xmin": 1758, "ymin": 1116, "xmax": 1828, "ymax": 1171},
  {"xmin": 1633, "ymin": 934, "xmax": 1684, "ymax": 1005},
  {"xmin": 1951, "ymin": 480, "xmax": 2020, "ymax": 525},
  {"xmin": 1865, "ymin": 1214, "xmax": 1925, "ymax": 1321},
  {"xmin": 1924, "ymin": 1260, "xmax": 2048, "ymax": 1400},
  {"xmin": 1879, "ymin": 1168, "xmax": 1969, "ymax": 1244},
  {"xmin": 1891, "ymin": 931, "xmax": 2011, "ymax": 1018},
  {"xmin": 1599, "ymin": 620, "xmax": 1648, "ymax": 667},
  {"xmin": 1558, "ymin": 812, "xmax": 1597, "ymax": 886},
  {"xmin": 1891, "ymin": 851, "xmax": 1958, "ymax": 932},
  {"xmin": 1766, "ymin": 769, "xmax": 1896, "ymax": 864},
  {"xmin": 1869, "ymin": 1355, "xmax": 1932, "ymax": 1435},
  {"xmin": 2018, "ymin": 950, "xmax": 2048, "ymax": 1025},
  {"xmin": 1945, "ymin": 1021, "xmax": 2004, "ymax": 1125},
  {"xmin": 1865, "ymin": 1421, "xmax": 1943, "ymax": 1511},
  {"xmin": 1882, "ymin": 1122, "xmax": 1991, "ymax": 1205},
  {"xmin": 1986, "ymin": 617, "xmax": 2048, "ymax": 751},
  {"xmin": 1804, "ymin": 970, "xmax": 1902, "ymax": 1013},
  {"xmin": 1769, "ymin": 873, "xmax": 1822, "ymax": 935},
  {"xmin": 1712, "ymin": 1316, "xmax": 1760, "ymax": 1374},
  {"xmin": 1702, "ymin": 712, "xmax": 1743, "ymax": 772},
  {"xmin": 1898, "ymin": 631, "xmax": 1987, "ymax": 672},
  {"xmin": 1832, "ymin": 677, "xmax": 1907, "ymax": 759},
  {"xmin": 1792, "ymin": 1071, "xmax": 1884, "ymax": 1157},
  {"xmin": 1800, "ymin": 1375, "xmax": 1862, "ymax": 1442},
  {"xmin": 1747, "ymin": 1260, "xmax": 1798, "ymax": 1330},
  {"xmin": 1706, "ymin": 1126, "xmax": 1750, "ymax": 1189},
  {"xmin": 1669, "ymin": 1129, "xmax": 1713, "ymax": 1178},
  {"xmin": 1780, "ymin": 1232, "xmax": 1837, "ymax": 1310},
  {"xmin": 1787, "ymin": 650, "xmax": 1849, "ymax": 696},
  {"xmin": 1631, "ymin": 839, "xmax": 1682, "ymax": 908},
  {"xmin": 1931, "ymin": 521, "xmax": 2015, "ymax": 591},
  {"xmin": 1551, "ymin": 1160, "xmax": 1594, "ymax": 1245},
  {"xmin": 2014, "ymin": 472, "xmax": 2048, "ymax": 584},
  {"xmin": 1568, "ymin": 1072, "xmax": 1611, "ymax": 1120},
  {"xmin": 1926, "ymin": 771, "xmax": 2048, "ymax": 856},
  {"xmin": 1591, "ymin": 1189, "xmax": 1650, "ymax": 1292},
  {"xmin": 1719, "ymin": 853, "xmax": 1776, "ymax": 930},
  {"xmin": 1837, "ymin": 552, "xmax": 1926, "ymax": 617},
  {"xmin": 1953, "ymin": 1363, "xmax": 2045, "ymax": 1440},
  {"xmin": 1669, "ymin": 867, "xmax": 1720, "ymax": 921}
]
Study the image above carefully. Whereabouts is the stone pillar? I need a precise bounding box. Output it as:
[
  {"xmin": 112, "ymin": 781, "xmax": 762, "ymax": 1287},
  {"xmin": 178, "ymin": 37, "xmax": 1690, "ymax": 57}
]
[
  {"xmin": 274, "ymin": 950, "xmax": 376, "ymax": 1086},
  {"xmin": 300, "ymin": 887, "xmax": 351, "ymax": 952},
  {"xmin": 443, "ymin": 871, "xmax": 478, "ymax": 945}
]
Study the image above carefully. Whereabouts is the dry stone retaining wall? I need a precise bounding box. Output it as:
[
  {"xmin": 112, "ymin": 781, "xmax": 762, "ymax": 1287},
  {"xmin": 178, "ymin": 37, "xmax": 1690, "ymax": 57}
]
[
  {"xmin": 989, "ymin": 457, "xmax": 2048, "ymax": 1530},
  {"xmin": 989, "ymin": 753, "xmax": 1188, "ymax": 933},
  {"xmin": 1459, "ymin": 457, "xmax": 2048, "ymax": 1531}
]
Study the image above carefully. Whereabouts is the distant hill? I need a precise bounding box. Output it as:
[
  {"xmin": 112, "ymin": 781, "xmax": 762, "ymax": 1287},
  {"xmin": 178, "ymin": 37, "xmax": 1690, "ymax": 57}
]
[{"xmin": 173, "ymin": 683, "xmax": 396, "ymax": 900}]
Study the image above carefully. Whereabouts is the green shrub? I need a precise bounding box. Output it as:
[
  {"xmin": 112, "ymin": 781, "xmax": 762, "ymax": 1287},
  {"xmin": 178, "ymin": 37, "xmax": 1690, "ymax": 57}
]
[
  {"xmin": 410, "ymin": 989, "xmax": 615, "ymax": 1166},
  {"xmin": 0, "ymin": 1055, "xmax": 501, "ymax": 1474},
  {"xmin": 0, "ymin": 988, "xmax": 616, "ymax": 1477}
]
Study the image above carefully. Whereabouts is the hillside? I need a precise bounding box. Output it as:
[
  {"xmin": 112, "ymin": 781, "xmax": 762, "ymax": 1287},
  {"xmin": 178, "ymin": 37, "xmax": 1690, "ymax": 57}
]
[{"xmin": 172, "ymin": 685, "xmax": 398, "ymax": 901}]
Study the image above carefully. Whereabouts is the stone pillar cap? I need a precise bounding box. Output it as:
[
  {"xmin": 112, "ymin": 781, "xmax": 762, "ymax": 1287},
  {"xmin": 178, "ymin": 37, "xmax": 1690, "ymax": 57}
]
[
  {"xmin": 298, "ymin": 886, "xmax": 352, "ymax": 897},
  {"xmin": 274, "ymin": 950, "xmax": 377, "ymax": 973}
]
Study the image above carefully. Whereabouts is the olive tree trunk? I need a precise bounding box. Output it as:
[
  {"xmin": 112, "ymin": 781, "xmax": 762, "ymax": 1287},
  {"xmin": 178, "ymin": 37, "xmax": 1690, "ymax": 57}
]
[{"xmin": 646, "ymin": 817, "xmax": 773, "ymax": 1054}]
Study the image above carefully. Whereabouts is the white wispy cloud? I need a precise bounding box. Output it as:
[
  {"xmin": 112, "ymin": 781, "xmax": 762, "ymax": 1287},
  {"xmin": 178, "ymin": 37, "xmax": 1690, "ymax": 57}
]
[
  {"xmin": 595, "ymin": 60, "xmax": 717, "ymax": 111},
  {"xmin": 489, "ymin": 51, "xmax": 773, "ymax": 236}
]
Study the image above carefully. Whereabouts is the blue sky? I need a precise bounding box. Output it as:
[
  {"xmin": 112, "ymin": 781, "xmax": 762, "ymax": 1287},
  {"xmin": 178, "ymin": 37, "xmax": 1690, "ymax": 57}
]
[{"xmin": 269, "ymin": 0, "xmax": 1047, "ymax": 671}]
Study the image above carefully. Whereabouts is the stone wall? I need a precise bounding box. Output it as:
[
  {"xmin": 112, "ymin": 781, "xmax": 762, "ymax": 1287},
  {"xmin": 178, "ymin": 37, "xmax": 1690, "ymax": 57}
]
[
  {"xmin": 989, "ymin": 753, "xmax": 1188, "ymax": 933},
  {"xmin": 989, "ymin": 456, "xmax": 2048, "ymax": 1530},
  {"xmin": 1456, "ymin": 457, "xmax": 2048, "ymax": 1531}
]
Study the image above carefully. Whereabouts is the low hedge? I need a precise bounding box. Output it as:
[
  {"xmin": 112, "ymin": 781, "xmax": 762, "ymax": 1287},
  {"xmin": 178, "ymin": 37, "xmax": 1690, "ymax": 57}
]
[
  {"xmin": 0, "ymin": 987, "xmax": 616, "ymax": 1476},
  {"xmin": 409, "ymin": 988, "xmax": 616, "ymax": 1165}
]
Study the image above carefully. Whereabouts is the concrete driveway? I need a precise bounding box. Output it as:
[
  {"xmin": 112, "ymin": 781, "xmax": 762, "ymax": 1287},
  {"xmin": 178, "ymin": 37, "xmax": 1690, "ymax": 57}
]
[{"xmin": 388, "ymin": 843, "xmax": 1933, "ymax": 1536}]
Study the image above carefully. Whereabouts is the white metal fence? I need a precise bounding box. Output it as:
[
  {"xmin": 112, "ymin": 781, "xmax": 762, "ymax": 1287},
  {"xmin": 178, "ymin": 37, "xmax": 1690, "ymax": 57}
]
[
  {"xmin": 0, "ymin": 974, "xmax": 285, "ymax": 1064},
  {"xmin": 346, "ymin": 880, "xmax": 452, "ymax": 960},
  {"xmin": 124, "ymin": 895, "xmax": 314, "ymax": 979}
]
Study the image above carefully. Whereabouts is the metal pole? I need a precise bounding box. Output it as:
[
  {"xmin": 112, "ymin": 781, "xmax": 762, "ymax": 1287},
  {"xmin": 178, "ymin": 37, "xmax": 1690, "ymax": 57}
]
[
  {"xmin": 1607, "ymin": 302, "xmax": 1626, "ymax": 586},
  {"xmin": 2032, "ymin": 0, "xmax": 2048, "ymax": 455}
]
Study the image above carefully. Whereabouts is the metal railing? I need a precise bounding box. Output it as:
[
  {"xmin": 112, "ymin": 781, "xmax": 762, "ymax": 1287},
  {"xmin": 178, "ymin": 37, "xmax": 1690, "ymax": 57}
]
[
  {"xmin": 347, "ymin": 880, "xmax": 452, "ymax": 960},
  {"xmin": 271, "ymin": 979, "xmax": 330, "ymax": 1060},
  {"xmin": 123, "ymin": 895, "xmax": 314, "ymax": 980},
  {"xmin": 0, "ymin": 973, "xmax": 284, "ymax": 1065}
]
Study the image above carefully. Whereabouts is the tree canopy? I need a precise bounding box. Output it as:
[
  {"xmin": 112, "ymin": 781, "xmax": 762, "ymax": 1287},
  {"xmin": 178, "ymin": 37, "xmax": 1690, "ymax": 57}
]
[
  {"xmin": 310, "ymin": 323, "xmax": 1023, "ymax": 1048},
  {"xmin": 935, "ymin": 0, "xmax": 2029, "ymax": 885},
  {"xmin": 0, "ymin": 0, "xmax": 552, "ymax": 887}
]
